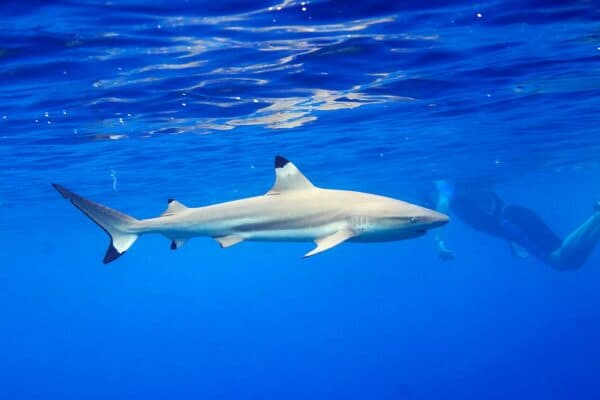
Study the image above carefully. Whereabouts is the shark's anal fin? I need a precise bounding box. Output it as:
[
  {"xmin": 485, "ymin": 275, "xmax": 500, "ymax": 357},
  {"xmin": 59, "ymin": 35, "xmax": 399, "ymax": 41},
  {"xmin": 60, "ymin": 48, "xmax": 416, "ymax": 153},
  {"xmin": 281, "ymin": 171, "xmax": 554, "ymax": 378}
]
[
  {"xmin": 215, "ymin": 235, "xmax": 244, "ymax": 248},
  {"xmin": 162, "ymin": 199, "xmax": 188, "ymax": 217},
  {"xmin": 267, "ymin": 156, "xmax": 315, "ymax": 195},
  {"xmin": 171, "ymin": 239, "xmax": 187, "ymax": 250},
  {"xmin": 304, "ymin": 229, "xmax": 356, "ymax": 258}
]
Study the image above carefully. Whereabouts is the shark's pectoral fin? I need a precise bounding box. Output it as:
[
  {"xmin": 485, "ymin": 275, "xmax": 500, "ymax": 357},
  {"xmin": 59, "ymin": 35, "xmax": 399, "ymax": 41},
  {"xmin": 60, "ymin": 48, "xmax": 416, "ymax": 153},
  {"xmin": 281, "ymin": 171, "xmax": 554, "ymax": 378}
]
[
  {"xmin": 171, "ymin": 238, "xmax": 188, "ymax": 250},
  {"xmin": 304, "ymin": 229, "xmax": 356, "ymax": 258},
  {"xmin": 215, "ymin": 235, "xmax": 244, "ymax": 248}
]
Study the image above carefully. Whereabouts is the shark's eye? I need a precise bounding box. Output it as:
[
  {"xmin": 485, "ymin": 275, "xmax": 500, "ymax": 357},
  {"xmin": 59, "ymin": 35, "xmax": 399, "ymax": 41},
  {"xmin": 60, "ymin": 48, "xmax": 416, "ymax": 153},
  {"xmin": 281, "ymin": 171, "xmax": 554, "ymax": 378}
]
[{"xmin": 410, "ymin": 217, "xmax": 418, "ymax": 223}]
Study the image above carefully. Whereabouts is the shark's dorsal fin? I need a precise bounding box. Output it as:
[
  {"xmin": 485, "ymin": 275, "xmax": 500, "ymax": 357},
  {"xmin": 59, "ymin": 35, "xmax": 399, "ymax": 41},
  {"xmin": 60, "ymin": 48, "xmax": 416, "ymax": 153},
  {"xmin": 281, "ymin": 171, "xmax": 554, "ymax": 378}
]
[
  {"xmin": 162, "ymin": 199, "xmax": 188, "ymax": 217},
  {"xmin": 267, "ymin": 155, "xmax": 315, "ymax": 195},
  {"xmin": 304, "ymin": 228, "xmax": 356, "ymax": 258}
]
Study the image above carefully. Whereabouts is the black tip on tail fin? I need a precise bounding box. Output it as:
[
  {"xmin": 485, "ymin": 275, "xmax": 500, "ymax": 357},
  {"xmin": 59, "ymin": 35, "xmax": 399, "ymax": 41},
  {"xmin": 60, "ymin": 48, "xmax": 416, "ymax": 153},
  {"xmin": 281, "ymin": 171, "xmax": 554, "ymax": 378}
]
[
  {"xmin": 52, "ymin": 183, "xmax": 70, "ymax": 198},
  {"xmin": 52, "ymin": 182, "xmax": 139, "ymax": 265},
  {"xmin": 103, "ymin": 243, "xmax": 124, "ymax": 264},
  {"xmin": 275, "ymin": 155, "xmax": 289, "ymax": 169}
]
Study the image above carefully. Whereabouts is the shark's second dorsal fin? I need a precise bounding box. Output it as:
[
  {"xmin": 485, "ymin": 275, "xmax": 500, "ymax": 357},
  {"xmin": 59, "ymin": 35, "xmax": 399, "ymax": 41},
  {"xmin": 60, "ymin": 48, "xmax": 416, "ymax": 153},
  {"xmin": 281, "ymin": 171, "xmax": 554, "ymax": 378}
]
[
  {"xmin": 161, "ymin": 199, "xmax": 188, "ymax": 217},
  {"xmin": 267, "ymin": 155, "xmax": 314, "ymax": 195}
]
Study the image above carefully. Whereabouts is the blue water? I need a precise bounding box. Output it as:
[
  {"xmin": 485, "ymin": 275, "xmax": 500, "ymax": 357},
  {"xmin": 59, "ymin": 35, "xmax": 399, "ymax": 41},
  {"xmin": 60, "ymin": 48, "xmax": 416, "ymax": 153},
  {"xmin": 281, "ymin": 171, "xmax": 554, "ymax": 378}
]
[{"xmin": 2, "ymin": 1, "xmax": 600, "ymax": 398}]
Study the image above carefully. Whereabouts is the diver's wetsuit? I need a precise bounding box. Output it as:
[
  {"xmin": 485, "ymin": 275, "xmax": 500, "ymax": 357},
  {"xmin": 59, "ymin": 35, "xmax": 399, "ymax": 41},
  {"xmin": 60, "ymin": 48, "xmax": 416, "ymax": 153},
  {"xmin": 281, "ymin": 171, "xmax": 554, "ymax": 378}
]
[{"xmin": 450, "ymin": 190, "xmax": 561, "ymax": 263}]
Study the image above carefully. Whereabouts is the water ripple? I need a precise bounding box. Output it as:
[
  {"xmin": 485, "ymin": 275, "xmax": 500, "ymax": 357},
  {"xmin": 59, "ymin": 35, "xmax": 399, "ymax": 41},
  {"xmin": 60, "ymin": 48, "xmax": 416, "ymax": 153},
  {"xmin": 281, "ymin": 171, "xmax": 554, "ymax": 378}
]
[{"xmin": 1, "ymin": 0, "xmax": 599, "ymax": 209}]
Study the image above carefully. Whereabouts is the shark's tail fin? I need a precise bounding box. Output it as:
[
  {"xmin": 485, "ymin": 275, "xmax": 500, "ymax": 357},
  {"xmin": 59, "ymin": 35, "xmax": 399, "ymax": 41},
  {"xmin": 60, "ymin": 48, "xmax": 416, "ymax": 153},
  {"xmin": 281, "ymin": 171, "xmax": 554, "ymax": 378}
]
[{"xmin": 52, "ymin": 183, "xmax": 140, "ymax": 264}]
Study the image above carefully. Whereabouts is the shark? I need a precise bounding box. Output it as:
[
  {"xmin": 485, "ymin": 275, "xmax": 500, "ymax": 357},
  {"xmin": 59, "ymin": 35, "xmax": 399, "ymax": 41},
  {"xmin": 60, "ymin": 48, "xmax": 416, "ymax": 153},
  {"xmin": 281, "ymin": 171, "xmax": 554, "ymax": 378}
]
[{"xmin": 53, "ymin": 156, "xmax": 449, "ymax": 264}]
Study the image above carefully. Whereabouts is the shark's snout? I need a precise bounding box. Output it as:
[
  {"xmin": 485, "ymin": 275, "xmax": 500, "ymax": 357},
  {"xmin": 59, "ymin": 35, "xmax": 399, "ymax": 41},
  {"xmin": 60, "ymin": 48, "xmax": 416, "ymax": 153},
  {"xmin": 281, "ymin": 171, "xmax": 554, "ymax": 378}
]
[{"xmin": 428, "ymin": 210, "xmax": 450, "ymax": 228}]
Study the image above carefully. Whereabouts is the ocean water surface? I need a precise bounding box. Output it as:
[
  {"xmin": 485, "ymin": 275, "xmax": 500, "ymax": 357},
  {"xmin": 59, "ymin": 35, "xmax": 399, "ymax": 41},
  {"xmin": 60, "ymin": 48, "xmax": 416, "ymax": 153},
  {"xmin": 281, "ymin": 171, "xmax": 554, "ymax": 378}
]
[{"xmin": 1, "ymin": 0, "xmax": 600, "ymax": 399}]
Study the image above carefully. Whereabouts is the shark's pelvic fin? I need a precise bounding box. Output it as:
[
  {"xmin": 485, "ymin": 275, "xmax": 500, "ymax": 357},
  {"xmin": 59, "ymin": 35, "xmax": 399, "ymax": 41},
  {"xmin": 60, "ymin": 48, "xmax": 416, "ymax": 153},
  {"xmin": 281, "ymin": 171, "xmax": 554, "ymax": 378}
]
[
  {"xmin": 267, "ymin": 155, "xmax": 315, "ymax": 195},
  {"xmin": 304, "ymin": 228, "xmax": 356, "ymax": 258},
  {"xmin": 215, "ymin": 234, "xmax": 245, "ymax": 248},
  {"xmin": 171, "ymin": 238, "xmax": 188, "ymax": 250},
  {"xmin": 52, "ymin": 183, "xmax": 139, "ymax": 264},
  {"xmin": 162, "ymin": 199, "xmax": 188, "ymax": 217}
]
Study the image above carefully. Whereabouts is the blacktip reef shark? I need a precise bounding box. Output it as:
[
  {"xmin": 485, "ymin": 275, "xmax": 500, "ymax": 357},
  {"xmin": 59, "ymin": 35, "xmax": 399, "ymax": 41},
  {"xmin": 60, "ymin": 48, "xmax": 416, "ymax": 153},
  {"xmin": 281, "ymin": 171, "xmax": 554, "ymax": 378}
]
[{"xmin": 53, "ymin": 156, "xmax": 449, "ymax": 264}]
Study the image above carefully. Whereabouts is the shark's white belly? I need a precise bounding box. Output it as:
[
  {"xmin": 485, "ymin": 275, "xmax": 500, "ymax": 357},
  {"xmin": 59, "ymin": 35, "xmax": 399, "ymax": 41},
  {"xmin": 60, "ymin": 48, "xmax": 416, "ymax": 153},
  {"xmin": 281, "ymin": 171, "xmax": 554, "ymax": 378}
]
[{"xmin": 233, "ymin": 221, "xmax": 347, "ymax": 242}]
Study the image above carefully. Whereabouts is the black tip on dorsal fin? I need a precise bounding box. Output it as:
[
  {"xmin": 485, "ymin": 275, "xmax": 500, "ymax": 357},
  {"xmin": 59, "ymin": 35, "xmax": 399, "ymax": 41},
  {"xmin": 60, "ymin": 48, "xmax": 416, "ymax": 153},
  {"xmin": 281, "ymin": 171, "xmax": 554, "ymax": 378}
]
[
  {"xmin": 275, "ymin": 155, "xmax": 289, "ymax": 169},
  {"xmin": 167, "ymin": 198, "xmax": 175, "ymax": 204}
]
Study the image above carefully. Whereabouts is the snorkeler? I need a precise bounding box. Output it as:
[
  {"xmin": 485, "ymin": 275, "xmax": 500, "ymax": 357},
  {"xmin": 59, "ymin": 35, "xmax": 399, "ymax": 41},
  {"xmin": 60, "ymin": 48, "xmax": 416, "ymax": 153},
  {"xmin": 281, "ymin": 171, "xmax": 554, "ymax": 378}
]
[{"xmin": 423, "ymin": 180, "xmax": 600, "ymax": 270}]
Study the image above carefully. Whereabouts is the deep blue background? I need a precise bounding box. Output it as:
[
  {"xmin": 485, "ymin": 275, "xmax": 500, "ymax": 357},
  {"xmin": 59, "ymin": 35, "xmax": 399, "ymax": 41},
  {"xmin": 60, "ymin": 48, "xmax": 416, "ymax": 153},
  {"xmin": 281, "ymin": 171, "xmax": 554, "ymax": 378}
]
[{"xmin": 1, "ymin": 1, "xmax": 600, "ymax": 398}]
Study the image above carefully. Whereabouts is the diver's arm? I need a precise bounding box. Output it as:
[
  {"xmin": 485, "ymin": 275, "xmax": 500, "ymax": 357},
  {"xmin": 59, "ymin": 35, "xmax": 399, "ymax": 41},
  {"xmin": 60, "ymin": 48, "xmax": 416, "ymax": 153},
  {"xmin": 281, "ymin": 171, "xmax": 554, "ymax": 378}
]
[{"xmin": 433, "ymin": 180, "xmax": 455, "ymax": 260}]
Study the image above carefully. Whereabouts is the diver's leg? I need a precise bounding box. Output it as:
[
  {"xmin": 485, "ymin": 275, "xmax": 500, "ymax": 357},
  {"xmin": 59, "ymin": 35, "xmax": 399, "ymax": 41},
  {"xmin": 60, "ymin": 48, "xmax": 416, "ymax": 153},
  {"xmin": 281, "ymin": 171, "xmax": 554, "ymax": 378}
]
[{"xmin": 548, "ymin": 209, "xmax": 600, "ymax": 270}]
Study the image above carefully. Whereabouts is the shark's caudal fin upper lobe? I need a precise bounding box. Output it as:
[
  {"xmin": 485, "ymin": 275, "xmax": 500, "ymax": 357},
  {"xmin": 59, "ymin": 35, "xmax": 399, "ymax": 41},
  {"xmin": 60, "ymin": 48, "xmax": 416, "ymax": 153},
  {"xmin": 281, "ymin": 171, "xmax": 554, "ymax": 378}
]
[{"xmin": 52, "ymin": 184, "xmax": 139, "ymax": 264}]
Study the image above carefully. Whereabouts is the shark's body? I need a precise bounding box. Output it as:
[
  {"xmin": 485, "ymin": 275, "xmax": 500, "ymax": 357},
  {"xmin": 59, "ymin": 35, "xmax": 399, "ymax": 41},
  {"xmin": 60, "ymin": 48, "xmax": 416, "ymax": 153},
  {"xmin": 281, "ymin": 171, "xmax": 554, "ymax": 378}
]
[{"xmin": 53, "ymin": 156, "xmax": 449, "ymax": 263}]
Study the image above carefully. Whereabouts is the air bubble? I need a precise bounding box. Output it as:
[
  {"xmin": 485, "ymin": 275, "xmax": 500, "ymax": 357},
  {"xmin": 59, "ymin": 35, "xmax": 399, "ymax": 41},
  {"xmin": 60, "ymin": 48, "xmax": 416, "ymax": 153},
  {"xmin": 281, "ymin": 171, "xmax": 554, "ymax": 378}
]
[{"xmin": 110, "ymin": 169, "xmax": 118, "ymax": 191}]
